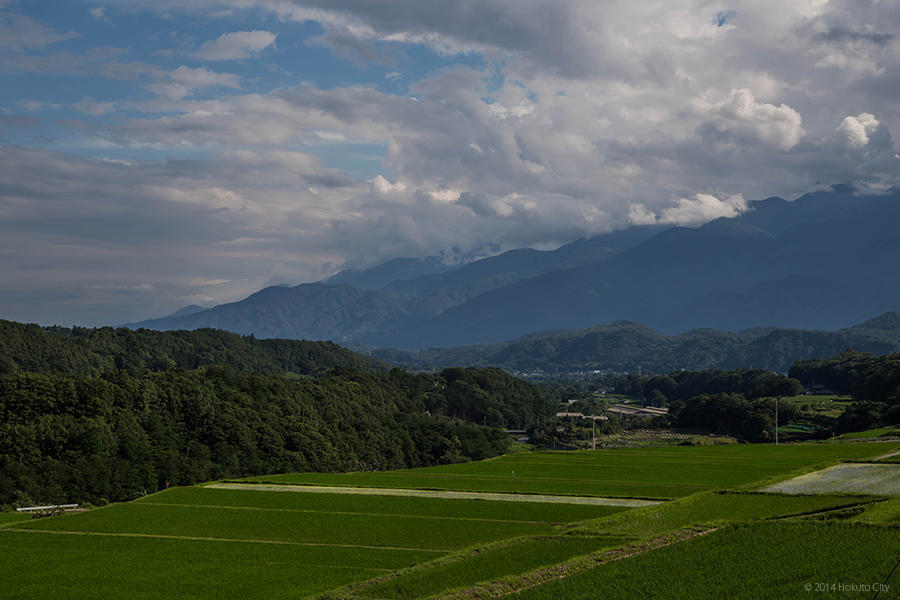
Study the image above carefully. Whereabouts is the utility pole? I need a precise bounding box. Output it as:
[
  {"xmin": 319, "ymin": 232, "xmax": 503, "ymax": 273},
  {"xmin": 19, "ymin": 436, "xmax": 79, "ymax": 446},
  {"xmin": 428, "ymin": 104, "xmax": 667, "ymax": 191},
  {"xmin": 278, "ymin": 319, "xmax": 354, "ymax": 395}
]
[
  {"xmin": 774, "ymin": 397, "xmax": 779, "ymax": 445},
  {"xmin": 592, "ymin": 416, "xmax": 596, "ymax": 450}
]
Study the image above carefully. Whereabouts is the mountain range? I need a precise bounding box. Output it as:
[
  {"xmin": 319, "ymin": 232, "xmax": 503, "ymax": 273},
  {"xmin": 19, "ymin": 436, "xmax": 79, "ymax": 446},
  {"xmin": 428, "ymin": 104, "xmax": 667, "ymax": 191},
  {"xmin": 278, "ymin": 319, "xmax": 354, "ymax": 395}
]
[
  {"xmin": 372, "ymin": 310, "xmax": 900, "ymax": 375},
  {"xmin": 127, "ymin": 185, "xmax": 900, "ymax": 353}
]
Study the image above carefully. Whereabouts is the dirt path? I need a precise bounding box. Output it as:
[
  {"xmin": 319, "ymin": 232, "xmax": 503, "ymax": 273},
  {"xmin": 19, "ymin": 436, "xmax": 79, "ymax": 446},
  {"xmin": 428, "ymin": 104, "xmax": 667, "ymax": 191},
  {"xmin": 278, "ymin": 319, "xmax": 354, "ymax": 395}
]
[{"xmin": 205, "ymin": 483, "xmax": 661, "ymax": 507}]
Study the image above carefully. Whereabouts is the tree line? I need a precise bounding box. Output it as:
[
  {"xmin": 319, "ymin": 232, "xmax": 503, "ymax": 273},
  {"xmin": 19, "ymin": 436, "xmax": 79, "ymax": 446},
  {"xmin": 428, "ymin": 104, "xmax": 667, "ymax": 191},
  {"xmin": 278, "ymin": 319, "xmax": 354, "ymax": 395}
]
[
  {"xmin": 0, "ymin": 320, "xmax": 384, "ymax": 377},
  {"xmin": 790, "ymin": 350, "xmax": 900, "ymax": 432}
]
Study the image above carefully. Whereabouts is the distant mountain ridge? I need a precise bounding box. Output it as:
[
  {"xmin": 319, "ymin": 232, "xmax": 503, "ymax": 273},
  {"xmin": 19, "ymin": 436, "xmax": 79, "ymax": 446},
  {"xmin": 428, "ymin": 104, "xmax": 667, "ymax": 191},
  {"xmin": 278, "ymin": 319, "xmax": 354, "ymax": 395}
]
[
  {"xmin": 372, "ymin": 310, "xmax": 900, "ymax": 374},
  {"xmin": 126, "ymin": 185, "xmax": 900, "ymax": 350},
  {"xmin": 127, "ymin": 224, "xmax": 665, "ymax": 340}
]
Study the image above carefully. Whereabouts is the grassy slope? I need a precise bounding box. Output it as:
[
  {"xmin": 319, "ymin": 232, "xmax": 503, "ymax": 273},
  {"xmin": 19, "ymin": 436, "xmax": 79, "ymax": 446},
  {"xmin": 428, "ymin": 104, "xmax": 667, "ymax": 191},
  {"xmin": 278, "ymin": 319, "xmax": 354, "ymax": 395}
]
[
  {"xmin": 355, "ymin": 536, "xmax": 620, "ymax": 600},
  {"xmin": 238, "ymin": 442, "xmax": 900, "ymax": 499}
]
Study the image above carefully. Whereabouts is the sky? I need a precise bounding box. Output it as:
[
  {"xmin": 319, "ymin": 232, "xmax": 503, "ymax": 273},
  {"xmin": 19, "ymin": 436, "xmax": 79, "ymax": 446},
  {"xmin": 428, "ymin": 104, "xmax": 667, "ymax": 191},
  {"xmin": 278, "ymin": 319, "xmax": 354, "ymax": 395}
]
[{"xmin": 1, "ymin": 0, "xmax": 898, "ymax": 326}]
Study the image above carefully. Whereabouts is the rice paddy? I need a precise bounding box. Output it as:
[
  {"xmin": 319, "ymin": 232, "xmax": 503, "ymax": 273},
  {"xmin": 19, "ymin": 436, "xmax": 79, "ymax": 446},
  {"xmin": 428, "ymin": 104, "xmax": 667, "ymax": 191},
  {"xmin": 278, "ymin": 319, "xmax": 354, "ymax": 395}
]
[
  {"xmin": 2, "ymin": 441, "xmax": 898, "ymax": 599},
  {"xmin": 764, "ymin": 463, "xmax": 900, "ymax": 496},
  {"xmin": 236, "ymin": 442, "xmax": 900, "ymax": 499}
]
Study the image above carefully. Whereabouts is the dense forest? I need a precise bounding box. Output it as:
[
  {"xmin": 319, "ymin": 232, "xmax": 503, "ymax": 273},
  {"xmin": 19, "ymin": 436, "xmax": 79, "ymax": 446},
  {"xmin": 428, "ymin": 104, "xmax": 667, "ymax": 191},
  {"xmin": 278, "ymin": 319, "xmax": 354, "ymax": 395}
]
[
  {"xmin": 0, "ymin": 322, "xmax": 555, "ymax": 509},
  {"xmin": 790, "ymin": 350, "xmax": 900, "ymax": 432},
  {"xmin": 615, "ymin": 369, "xmax": 803, "ymax": 406},
  {"xmin": 0, "ymin": 320, "xmax": 385, "ymax": 376}
]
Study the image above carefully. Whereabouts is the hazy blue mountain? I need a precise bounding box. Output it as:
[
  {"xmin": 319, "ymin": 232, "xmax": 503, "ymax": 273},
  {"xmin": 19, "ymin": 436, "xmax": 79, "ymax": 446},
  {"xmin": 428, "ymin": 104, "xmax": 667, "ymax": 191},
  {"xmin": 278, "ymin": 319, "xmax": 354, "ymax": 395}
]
[
  {"xmin": 127, "ymin": 283, "xmax": 410, "ymax": 342},
  {"xmin": 164, "ymin": 304, "xmax": 207, "ymax": 318},
  {"xmin": 373, "ymin": 310, "xmax": 900, "ymax": 374},
  {"xmin": 384, "ymin": 225, "xmax": 667, "ymax": 318},
  {"xmin": 129, "ymin": 186, "xmax": 900, "ymax": 350},
  {"xmin": 128, "ymin": 225, "xmax": 665, "ymax": 337},
  {"xmin": 368, "ymin": 187, "xmax": 900, "ymax": 348},
  {"xmin": 325, "ymin": 256, "xmax": 454, "ymax": 290}
]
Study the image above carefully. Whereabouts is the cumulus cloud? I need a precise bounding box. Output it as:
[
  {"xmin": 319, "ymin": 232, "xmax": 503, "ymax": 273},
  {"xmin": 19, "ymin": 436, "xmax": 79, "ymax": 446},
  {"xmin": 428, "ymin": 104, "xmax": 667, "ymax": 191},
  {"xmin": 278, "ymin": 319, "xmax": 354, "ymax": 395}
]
[
  {"xmin": 838, "ymin": 112, "xmax": 880, "ymax": 149},
  {"xmin": 694, "ymin": 89, "xmax": 805, "ymax": 151},
  {"xmin": 193, "ymin": 30, "xmax": 277, "ymax": 60}
]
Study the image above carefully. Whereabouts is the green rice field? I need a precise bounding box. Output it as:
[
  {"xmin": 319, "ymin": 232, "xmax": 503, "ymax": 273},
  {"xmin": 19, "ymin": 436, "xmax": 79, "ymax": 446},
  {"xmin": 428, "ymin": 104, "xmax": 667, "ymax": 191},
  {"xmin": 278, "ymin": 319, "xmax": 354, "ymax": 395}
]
[
  {"xmin": 0, "ymin": 486, "xmax": 624, "ymax": 600},
  {"xmin": 840, "ymin": 425, "xmax": 900, "ymax": 439},
  {"xmin": 508, "ymin": 522, "xmax": 900, "ymax": 600},
  {"xmin": 765, "ymin": 463, "xmax": 900, "ymax": 496},
  {"xmin": 3, "ymin": 441, "xmax": 899, "ymax": 599},
  {"xmin": 237, "ymin": 442, "xmax": 900, "ymax": 499}
]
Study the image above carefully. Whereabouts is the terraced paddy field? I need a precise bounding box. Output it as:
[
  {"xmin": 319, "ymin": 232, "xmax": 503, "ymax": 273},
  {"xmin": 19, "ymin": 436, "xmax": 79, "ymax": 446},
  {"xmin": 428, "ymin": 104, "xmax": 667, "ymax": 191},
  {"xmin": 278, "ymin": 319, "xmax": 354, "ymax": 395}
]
[
  {"xmin": 2, "ymin": 441, "xmax": 898, "ymax": 599},
  {"xmin": 237, "ymin": 442, "xmax": 900, "ymax": 499},
  {"xmin": 0, "ymin": 486, "xmax": 626, "ymax": 600},
  {"xmin": 507, "ymin": 522, "xmax": 900, "ymax": 600}
]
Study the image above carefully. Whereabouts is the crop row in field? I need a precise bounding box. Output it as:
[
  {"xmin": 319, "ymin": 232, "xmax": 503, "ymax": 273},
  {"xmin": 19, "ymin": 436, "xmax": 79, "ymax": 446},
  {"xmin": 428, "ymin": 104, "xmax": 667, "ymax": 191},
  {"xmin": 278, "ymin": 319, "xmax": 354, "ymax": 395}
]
[
  {"xmin": 507, "ymin": 522, "xmax": 900, "ymax": 600},
  {"xmin": 13, "ymin": 499, "xmax": 570, "ymax": 552},
  {"xmin": 0, "ymin": 529, "xmax": 417, "ymax": 600},
  {"xmin": 238, "ymin": 442, "xmax": 900, "ymax": 499}
]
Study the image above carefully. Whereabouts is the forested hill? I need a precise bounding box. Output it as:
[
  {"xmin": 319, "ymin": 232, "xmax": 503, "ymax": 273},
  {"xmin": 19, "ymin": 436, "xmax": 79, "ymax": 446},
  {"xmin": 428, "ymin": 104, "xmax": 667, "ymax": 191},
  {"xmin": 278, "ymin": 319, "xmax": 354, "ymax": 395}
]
[
  {"xmin": 0, "ymin": 367, "xmax": 541, "ymax": 508},
  {"xmin": 374, "ymin": 312, "xmax": 900, "ymax": 375},
  {"xmin": 0, "ymin": 320, "xmax": 386, "ymax": 376},
  {"xmin": 0, "ymin": 320, "xmax": 556, "ymax": 508}
]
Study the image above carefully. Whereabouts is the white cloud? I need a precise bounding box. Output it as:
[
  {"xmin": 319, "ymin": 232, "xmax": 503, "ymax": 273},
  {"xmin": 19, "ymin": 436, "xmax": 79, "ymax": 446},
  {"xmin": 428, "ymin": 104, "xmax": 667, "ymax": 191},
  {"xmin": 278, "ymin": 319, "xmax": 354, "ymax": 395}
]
[
  {"xmin": 89, "ymin": 7, "xmax": 112, "ymax": 24},
  {"xmin": 628, "ymin": 203, "xmax": 657, "ymax": 226},
  {"xmin": 0, "ymin": 11, "xmax": 78, "ymax": 51},
  {"xmin": 4, "ymin": 0, "xmax": 900, "ymax": 325},
  {"xmin": 373, "ymin": 174, "xmax": 406, "ymax": 196},
  {"xmin": 694, "ymin": 88, "xmax": 805, "ymax": 151},
  {"xmin": 193, "ymin": 30, "xmax": 277, "ymax": 61},
  {"xmin": 19, "ymin": 99, "xmax": 62, "ymax": 111},
  {"xmin": 659, "ymin": 193, "xmax": 748, "ymax": 225},
  {"xmin": 75, "ymin": 96, "xmax": 117, "ymax": 115},
  {"xmin": 838, "ymin": 112, "xmax": 880, "ymax": 149},
  {"xmin": 147, "ymin": 66, "xmax": 241, "ymax": 99}
]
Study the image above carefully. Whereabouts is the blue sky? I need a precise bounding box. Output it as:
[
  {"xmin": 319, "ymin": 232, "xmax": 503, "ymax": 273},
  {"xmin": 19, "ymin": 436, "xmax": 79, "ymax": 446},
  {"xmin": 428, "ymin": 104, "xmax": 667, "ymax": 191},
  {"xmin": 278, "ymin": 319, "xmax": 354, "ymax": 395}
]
[
  {"xmin": 2, "ymin": 3, "xmax": 479, "ymax": 175},
  {"xmin": 0, "ymin": 0, "xmax": 898, "ymax": 325}
]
